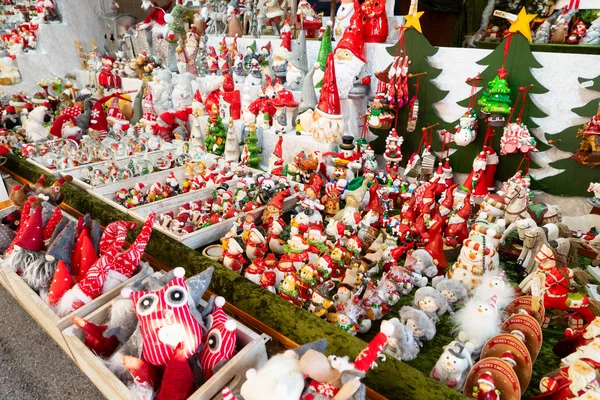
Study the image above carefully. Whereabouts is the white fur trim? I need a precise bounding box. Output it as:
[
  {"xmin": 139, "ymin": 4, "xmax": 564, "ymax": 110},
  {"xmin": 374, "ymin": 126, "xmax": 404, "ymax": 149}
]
[
  {"xmin": 380, "ymin": 319, "xmax": 394, "ymax": 336},
  {"xmin": 55, "ymin": 284, "xmax": 92, "ymax": 317},
  {"xmin": 121, "ymin": 288, "xmax": 133, "ymax": 298},
  {"xmin": 225, "ymin": 319, "xmax": 237, "ymax": 332},
  {"xmin": 215, "ymin": 296, "xmax": 226, "ymax": 308}
]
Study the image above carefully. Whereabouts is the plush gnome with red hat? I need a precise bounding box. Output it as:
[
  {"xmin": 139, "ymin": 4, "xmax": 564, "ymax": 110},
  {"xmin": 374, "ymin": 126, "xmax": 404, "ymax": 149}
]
[
  {"xmin": 309, "ymin": 53, "xmax": 343, "ymax": 144},
  {"xmin": 334, "ymin": 0, "xmax": 366, "ymax": 99},
  {"xmin": 261, "ymin": 189, "xmax": 290, "ymax": 226},
  {"xmin": 88, "ymin": 93, "xmax": 131, "ymax": 138},
  {"xmin": 50, "ymin": 105, "xmax": 82, "ymax": 139},
  {"xmin": 155, "ymin": 111, "xmax": 175, "ymax": 142},
  {"xmin": 55, "ymin": 213, "xmax": 156, "ymax": 316},
  {"xmin": 2, "ymin": 206, "xmax": 47, "ymax": 281}
]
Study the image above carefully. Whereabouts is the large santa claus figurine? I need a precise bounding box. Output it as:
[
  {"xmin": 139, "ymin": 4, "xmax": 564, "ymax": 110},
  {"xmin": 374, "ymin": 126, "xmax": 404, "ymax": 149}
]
[
  {"xmin": 334, "ymin": 0, "xmax": 366, "ymax": 99},
  {"xmin": 462, "ymin": 151, "xmax": 492, "ymax": 199},
  {"xmin": 334, "ymin": 0, "xmax": 356, "ymax": 41},
  {"xmin": 309, "ymin": 53, "xmax": 343, "ymax": 144},
  {"xmin": 537, "ymin": 359, "xmax": 600, "ymax": 399}
]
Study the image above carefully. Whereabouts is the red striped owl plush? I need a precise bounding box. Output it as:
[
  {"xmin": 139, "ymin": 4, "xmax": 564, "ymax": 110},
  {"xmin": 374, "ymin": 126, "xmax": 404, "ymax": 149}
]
[
  {"xmin": 123, "ymin": 267, "xmax": 203, "ymax": 367},
  {"xmin": 198, "ymin": 296, "xmax": 237, "ymax": 379}
]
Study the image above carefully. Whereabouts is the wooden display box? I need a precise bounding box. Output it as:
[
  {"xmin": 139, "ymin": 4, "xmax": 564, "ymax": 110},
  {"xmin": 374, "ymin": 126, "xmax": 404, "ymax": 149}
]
[
  {"xmin": 0, "ymin": 205, "xmax": 18, "ymax": 294},
  {"xmin": 1, "ymin": 263, "xmax": 153, "ymax": 360},
  {"xmin": 63, "ymin": 292, "xmax": 270, "ymax": 400},
  {"xmin": 86, "ymin": 160, "xmax": 259, "ymax": 214},
  {"xmin": 65, "ymin": 150, "xmax": 191, "ymax": 191},
  {"xmin": 129, "ymin": 192, "xmax": 298, "ymax": 250}
]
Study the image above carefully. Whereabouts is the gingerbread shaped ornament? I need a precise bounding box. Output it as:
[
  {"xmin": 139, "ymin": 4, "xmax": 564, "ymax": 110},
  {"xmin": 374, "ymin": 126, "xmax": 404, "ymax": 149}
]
[
  {"xmin": 502, "ymin": 314, "xmax": 543, "ymax": 362},
  {"xmin": 481, "ymin": 334, "xmax": 534, "ymax": 391},
  {"xmin": 465, "ymin": 358, "xmax": 521, "ymax": 400}
]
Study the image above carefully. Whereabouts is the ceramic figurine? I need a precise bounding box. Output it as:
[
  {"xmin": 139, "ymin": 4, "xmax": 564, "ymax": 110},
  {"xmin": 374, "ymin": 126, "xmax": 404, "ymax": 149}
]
[
  {"xmin": 334, "ymin": 0, "xmax": 356, "ymax": 41},
  {"xmin": 431, "ymin": 341, "xmax": 475, "ymax": 390},
  {"xmin": 222, "ymin": 236, "xmax": 247, "ymax": 273},
  {"xmin": 279, "ymin": 272, "xmax": 301, "ymax": 306},
  {"xmin": 361, "ymin": 0, "xmax": 387, "ymax": 42},
  {"xmin": 413, "ymin": 286, "xmax": 449, "ymax": 322},
  {"xmin": 536, "ymin": 359, "xmax": 600, "ymax": 399},
  {"xmin": 246, "ymin": 226, "xmax": 268, "ymax": 261}
]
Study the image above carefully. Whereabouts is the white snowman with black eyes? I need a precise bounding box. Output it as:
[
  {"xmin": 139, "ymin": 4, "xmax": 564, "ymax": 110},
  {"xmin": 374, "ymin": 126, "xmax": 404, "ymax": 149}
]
[{"xmin": 430, "ymin": 340, "xmax": 475, "ymax": 389}]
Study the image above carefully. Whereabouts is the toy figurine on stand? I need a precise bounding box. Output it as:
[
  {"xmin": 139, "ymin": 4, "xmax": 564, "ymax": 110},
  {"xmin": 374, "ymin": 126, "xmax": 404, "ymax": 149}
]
[
  {"xmin": 383, "ymin": 129, "xmax": 403, "ymax": 176},
  {"xmin": 297, "ymin": 0, "xmax": 322, "ymax": 38}
]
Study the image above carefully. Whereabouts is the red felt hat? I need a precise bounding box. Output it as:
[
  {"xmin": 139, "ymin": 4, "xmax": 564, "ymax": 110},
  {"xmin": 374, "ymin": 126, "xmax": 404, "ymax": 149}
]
[
  {"xmin": 75, "ymin": 234, "xmax": 99, "ymax": 283},
  {"xmin": 267, "ymin": 189, "xmax": 290, "ymax": 210},
  {"xmin": 15, "ymin": 206, "xmax": 44, "ymax": 251},
  {"xmin": 43, "ymin": 207, "xmax": 62, "ymax": 241},
  {"xmin": 71, "ymin": 315, "xmax": 119, "ymax": 358},
  {"xmin": 122, "ymin": 356, "xmax": 159, "ymax": 391},
  {"xmin": 222, "ymin": 72, "xmax": 235, "ymax": 92},
  {"xmin": 71, "ymin": 229, "xmax": 90, "ymax": 277},
  {"xmin": 334, "ymin": 2, "xmax": 366, "ymax": 63},
  {"xmin": 47, "ymin": 260, "xmax": 74, "ymax": 305},
  {"xmin": 159, "ymin": 111, "xmax": 175, "ymax": 127},
  {"xmin": 316, "ymin": 54, "xmax": 341, "ymax": 116},
  {"xmin": 157, "ymin": 343, "xmax": 195, "ymax": 400}
]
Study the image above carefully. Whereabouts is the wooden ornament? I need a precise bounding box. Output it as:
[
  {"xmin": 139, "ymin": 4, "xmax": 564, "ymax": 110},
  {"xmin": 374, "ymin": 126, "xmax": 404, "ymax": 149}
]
[
  {"xmin": 481, "ymin": 333, "xmax": 533, "ymax": 391},
  {"xmin": 464, "ymin": 358, "xmax": 521, "ymax": 400},
  {"xmin": 501, "ymin": 314, "xmax": 543, "ymax": 362},
  {"xmin": 505, "ymin": 296, "xmax": 545, "ymax": 326}
]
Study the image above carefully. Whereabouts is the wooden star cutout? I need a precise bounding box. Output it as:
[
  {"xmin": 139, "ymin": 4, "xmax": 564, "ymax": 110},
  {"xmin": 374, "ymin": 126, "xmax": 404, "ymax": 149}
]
[
  {"xmin": 508, "ymin": 7, "xmax": 537, "ymax": 42},
  {"xmin": 404, "ymin": 10, "xmax": 425, "ymax": 33}
]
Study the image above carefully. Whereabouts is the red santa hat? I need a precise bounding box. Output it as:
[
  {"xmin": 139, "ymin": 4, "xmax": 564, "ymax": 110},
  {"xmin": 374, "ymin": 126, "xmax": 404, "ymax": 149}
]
[
  {"xmin": 223, "ymin": 72, "xmax": 235, "ymax": 92},
  {"xmin": 353, "ymin": 320, "xmax": 394, "ymax": 372},
  {"xmin": 208, "ymin": 46, "xmax": 217, "ymax": 59},
  {"xmin": 365, "ymin": 181, "xmax": 383, "ymax": 215},
  {"xmin": 316, "ymin": 53, "xmax": 341, "ymax": 116},
  {"xmin": 280, "ymin": 23, "xmax": 292, "ymax": 51},
  {"xmin": 15, "ymin": 206, "xmax": 44, "ymax": 251},
  {"xmin": 75, "ymin": 234, "xmax": 99, "ymax": 283},
  {"xmin": 261, "ymin": 41, "xmax": 271, "ymax": 55},
  {"xmin": 443, "ymin": 158, "xmax": 452, "ymax": 173},
  {"xmin": 194, "ymin": 89, "xmax": 203, "ymax": 104},
  {"xmin": 43, "ymin": 206, "xmax": 63, "ymax": 241},
  {"xmin": 477, "ymin": 371, "xmax": 495, "ymax": 387},
  {"xmin": 47, "ymin": 260, "xmax": 74, "ymax": 305},
  {"xmin": 501, "ymin": 350, "xmax": 517, "ymax": 368},
  {"xmin": 140, "ymin": 1, "xmax": 172, "ymax": 27},
  {"xmin": 267, "ymin": 189, "xmax": 290, "ymax": 210},
  {"xmin": 334, "ymin": 0, "xmax": 366, "ymax": 63}
]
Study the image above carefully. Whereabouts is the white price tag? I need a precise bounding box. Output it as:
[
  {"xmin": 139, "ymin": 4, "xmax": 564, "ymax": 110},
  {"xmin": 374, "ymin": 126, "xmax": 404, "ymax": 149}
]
[
  {"xmin": 493, "ymin": 10, "xmax": 518, "ymax": 21},
  {"xmin": 531, "ymin": 274, "xmax": 541, "ymax": 312},
  {"xmin": 0, "ymin": 178, "xmax": 9, "ymax": 204}
]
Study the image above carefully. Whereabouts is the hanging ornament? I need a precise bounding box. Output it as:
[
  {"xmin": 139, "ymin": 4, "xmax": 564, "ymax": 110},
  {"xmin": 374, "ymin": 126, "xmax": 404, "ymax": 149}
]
[
  {"xmin": 500, "ymin": 85, "xmax": 538, "ymax": 155},
  {"xmin": 452, "ymin": 74, "xmax": 482, "ymax": 146},
  {"xmin": 383, "ymin": 128, "xmax": 404, "ymax": 177},
  {"xmin": 406, "ymin": 72, "xmax": 426, "ymax": 133},
  {"xmin": 366, "ymin": 74, "xmax": 396, "ymax": 132}
]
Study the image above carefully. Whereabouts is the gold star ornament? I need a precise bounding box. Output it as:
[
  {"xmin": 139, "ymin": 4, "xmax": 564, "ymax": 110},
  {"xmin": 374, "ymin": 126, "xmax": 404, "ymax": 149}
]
[
  {"xmin": 508, "ymin": 7, "xmax": 537, "ymax": 42},
  {"xmin": 404, "ymin": 10, "xmax": 424, "ymax": 33}
]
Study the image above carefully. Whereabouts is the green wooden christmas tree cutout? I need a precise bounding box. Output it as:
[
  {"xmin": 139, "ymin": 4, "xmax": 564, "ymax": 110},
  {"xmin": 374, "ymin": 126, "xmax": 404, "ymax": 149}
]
[
  {"xmin": 372, "ymin": 28, "xmax": 448, "ymax": 155},
  {"xmin": 541, "ymin": 74, "xmax": 600, "ymax": 197},
  {"xmin": 453, "ymin": 33, "xmax": 550, "ymax": 183}
]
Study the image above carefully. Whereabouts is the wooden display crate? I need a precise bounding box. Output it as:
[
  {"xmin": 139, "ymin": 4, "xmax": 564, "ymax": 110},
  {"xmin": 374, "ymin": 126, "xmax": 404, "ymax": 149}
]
[
  {"xmin": 63, "ymin": 290, "xmax": 270, "ymax": 400},
  {"xmin": 65, "ymin": 150, "xmax": 195, "ymax": 191},
  {"xmin": 1, "ymin": 263, "xmax": 153, "ymax": 360},
  {"xmin": 130, "ymin": 191, "xmax": 298, "ymax": 249},
  {"xmin": 0, "ymin": 205, "xmax": 18, "ymax": 294},
  {"xmin": 86, "ymin": 159, "xmax": 259, "ymax": 214}
]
